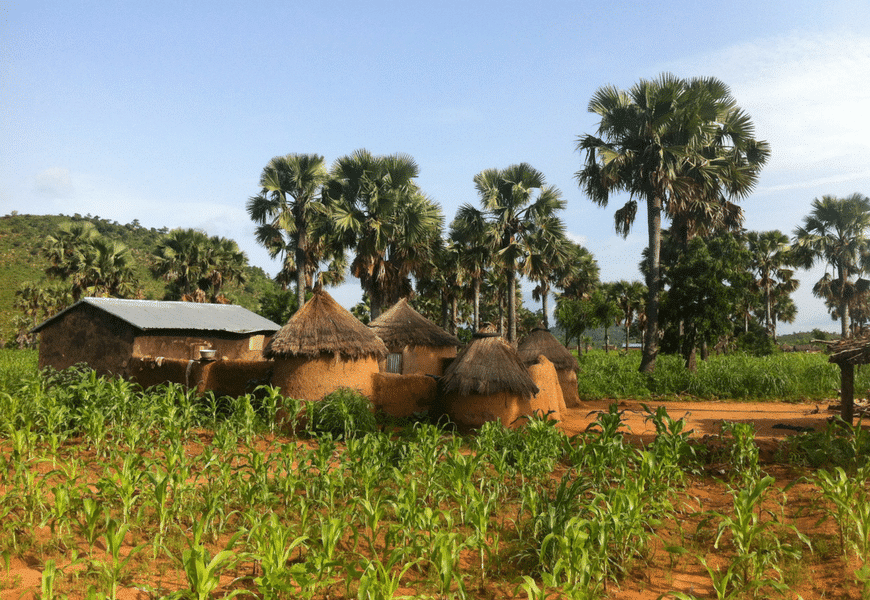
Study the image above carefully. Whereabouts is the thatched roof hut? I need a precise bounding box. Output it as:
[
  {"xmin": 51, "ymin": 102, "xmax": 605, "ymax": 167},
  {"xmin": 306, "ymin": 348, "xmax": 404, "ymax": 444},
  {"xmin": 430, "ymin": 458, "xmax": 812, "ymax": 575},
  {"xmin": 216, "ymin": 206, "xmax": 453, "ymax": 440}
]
[
  {"xmin": 518, "ymin": 328, "xmax": 581, "ymax": 407},
  {"xmin": 368, "ymin": 298, "xmax": 461, "ymax": 375},
  {"xmin": 441, "ymin": 333, "xmax": 539, "ymax": 399},
  {"xmin": 265, "ymin": 289, "xmax": 387, "ymax": 360},
  {"xmin": 266, "ymin": 289, "xmax": 387, "ymax": 400},
  {"xmin": 440, "ymin": 333, "xmax": 567, "ymax": 429}
]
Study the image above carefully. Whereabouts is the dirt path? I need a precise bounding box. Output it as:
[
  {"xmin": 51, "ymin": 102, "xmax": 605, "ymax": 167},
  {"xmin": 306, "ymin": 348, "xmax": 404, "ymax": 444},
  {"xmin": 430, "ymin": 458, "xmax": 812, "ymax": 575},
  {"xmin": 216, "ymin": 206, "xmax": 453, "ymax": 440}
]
[{"xmin": 558, "ymin": 399, "xmax": 837, "ymax": 460}]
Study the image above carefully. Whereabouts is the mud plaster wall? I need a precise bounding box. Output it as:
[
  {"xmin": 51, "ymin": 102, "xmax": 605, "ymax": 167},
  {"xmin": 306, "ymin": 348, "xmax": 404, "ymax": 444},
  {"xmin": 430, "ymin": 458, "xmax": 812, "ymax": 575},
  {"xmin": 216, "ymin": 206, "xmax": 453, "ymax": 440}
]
[
  {"xmin": 401, "ymin": 346, "xmax": 456, "ymax": 376},
  {"xmin": 271, "ymin": 354, "xmax": 379, "ymax": 400},
  {"xmin": 372, "ymin": 372, "xmax": 437, "ymax": 417},
  {"xmin": 129, "ymin": 357, "xmax": 273, "ymax": 396},
  {"xmin": 134, "ymin": 332, "xmax": 269, "ymax": 361},
  {"xmin": 442, "ymin": 390, "xmax": 532, "ymax": 430},
  {"xmin": 38, "ymin": 307, "xmax": 135, "ymax": 376},
  {"xmin": 528, "ymin": 357, "xmax": 565, "ymax": 420},
  {"xmin": 558, "ymin": 369, "xmax": 580, "ymax": 408}
]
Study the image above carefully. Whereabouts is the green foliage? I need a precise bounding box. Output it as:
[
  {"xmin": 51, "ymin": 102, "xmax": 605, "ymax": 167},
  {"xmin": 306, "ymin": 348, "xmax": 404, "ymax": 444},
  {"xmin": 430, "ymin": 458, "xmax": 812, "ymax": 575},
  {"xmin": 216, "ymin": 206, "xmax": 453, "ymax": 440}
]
[
  {"xmin": 474, "ymin": 411, "xmax": 565, "ymax": 479},
  {"xmin": 576, "ymin": 349, "xmax": 856, "ymax": 401},
  {"xmin": 305, "ymin": 387, "xmax": 378, "ymax": 440},
  {"xmin": 0, "ymin": 214, "xmax": 281, "ymax": 345}
]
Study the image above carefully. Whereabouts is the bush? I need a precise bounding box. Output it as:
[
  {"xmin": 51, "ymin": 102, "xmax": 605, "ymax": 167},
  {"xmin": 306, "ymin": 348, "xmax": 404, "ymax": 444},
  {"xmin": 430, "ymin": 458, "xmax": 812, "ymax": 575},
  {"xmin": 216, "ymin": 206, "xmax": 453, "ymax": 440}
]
[{"xmin": 305, "ymin": 387, "xmax": 378, "ymax": 440}]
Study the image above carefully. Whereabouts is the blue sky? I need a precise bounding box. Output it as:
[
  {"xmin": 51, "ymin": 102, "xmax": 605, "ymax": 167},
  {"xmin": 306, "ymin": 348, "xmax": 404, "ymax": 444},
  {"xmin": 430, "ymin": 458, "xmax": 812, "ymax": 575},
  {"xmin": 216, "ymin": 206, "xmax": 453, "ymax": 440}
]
[{"xmin": 3, "ymin": 1, "xmax": 870, "ymax": 334}]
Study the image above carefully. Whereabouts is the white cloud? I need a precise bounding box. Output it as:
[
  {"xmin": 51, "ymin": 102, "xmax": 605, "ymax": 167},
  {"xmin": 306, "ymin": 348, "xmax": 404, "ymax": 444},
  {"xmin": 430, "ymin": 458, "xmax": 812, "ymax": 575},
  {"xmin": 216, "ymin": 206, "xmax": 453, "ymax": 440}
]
[
  {"xmin": 566, "ymin": 231, "xmax": 588, "ymax": 247},
  {"xmin": 34, "ymin": 167, "xmax": 73, "ymax": 198},
  {"xmin": 664, "ymin": 31, "xmax": 870, "ymax": 181}
]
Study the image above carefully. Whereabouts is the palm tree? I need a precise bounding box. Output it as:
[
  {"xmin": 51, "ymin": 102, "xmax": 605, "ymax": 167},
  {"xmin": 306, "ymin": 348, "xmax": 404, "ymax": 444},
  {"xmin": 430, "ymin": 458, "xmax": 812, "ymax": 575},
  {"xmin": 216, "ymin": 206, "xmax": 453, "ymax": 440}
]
[
  {"xmin": 611, "ymin": 280, "xmax": 646, "ymax": 352},
  {"xmin": 793, "ymin": 193, "xmax": 870, "ymax": 337},
  {"xmin": 153, "ymin": 229, "xmax": 210, "ymax": 298},
  {"xmin": 247, "ymin": 153, "xmax": 329, "ymax": 311},
  {"xmin": 43, "ymin": 220, "xmax": 100, "ymax": 300},
  {"xmin": 473, "ymin": 163, "xmax": 566, "ymax": 342},
  {"xmin": 85, "ymin": 238, "xmax": 139, "ymax": 298},
  {"xmin": 202, "ymin": 236, "xmax": 247, "ymax": 302},
  {"xmin": 747, "ymin": 230, "xmax": 798, "ymax": 336},
  {"xmin": 450, "ymin": 204, "xmax": 492, "ymax": 332},
  {"xmin": 326, "ymin": 149, "xmax": 443, "ymax": 319},
  {"xmin": 576, "ymin": 74, "xmax": 770, "ymax": 372},
  {"xmin": 524, "ymin": 218, "xmax": 570, "ymax": 330}
]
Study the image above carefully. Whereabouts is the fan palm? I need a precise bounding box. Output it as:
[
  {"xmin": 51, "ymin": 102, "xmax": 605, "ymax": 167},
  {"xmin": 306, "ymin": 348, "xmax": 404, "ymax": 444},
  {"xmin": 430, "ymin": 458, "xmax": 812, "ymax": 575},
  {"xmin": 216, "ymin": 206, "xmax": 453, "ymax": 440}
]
[
  {"xmin": 747, "ymin": 230, "xmax": 799, "ymax": 336},
  {"xmin": 793, "ymin": 193, "xmax": 870, "ymax": 337},
  {"xmin": 247, "ymin": 153, "xmax": 329, "ymax": 311},
  {"xmin": 611, "ymin": 280, "xmax": 646, "ymax": 352},
  {"xmin": 576, "ymin": 73, "xmax": 770, "ymax": 371},
  {"xmin": 473, "ymin": 163, "xmax": 567, "ymax": 342},
  {"xmin": 326, "ymin": 149, "xmax": 443, "ymax": 319},
  {"xmin": 450, "ymin": 204, "xmax": 492, "ymax": 332}
]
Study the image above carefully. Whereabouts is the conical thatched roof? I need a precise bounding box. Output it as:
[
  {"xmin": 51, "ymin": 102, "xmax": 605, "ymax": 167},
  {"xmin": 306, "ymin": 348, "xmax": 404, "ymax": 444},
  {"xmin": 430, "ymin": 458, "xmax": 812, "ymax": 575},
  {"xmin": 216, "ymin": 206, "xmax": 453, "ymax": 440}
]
[
  {"xmin": 440, "ymin": 333, "xmax": 539, "ymax": 399},
  {"xmin": 518, "ymin": 328, "xmax": 579, "ymax": 371},
  {"xmin": 264, "ymin": 289, "xmax": 388, "ymax": 360},
  {"xmin": 368, "ymin": 298, "xmax": 461, "ymax": 350}
]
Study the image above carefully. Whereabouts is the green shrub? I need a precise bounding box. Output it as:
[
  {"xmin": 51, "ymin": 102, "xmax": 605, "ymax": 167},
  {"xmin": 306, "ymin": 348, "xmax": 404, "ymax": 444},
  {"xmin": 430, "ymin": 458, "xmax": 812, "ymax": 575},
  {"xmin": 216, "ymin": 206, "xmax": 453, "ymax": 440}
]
[{"xmin": 305, "ymin": 387, "xmax": 378, "ymax": 440}]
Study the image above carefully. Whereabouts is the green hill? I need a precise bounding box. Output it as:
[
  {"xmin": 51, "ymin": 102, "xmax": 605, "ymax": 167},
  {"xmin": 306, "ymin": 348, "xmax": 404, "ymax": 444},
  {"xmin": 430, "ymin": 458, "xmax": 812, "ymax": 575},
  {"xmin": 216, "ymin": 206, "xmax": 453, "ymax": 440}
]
[{"xmin": 0, "ymin": 213, "xmax": 279, "ymax": 344}]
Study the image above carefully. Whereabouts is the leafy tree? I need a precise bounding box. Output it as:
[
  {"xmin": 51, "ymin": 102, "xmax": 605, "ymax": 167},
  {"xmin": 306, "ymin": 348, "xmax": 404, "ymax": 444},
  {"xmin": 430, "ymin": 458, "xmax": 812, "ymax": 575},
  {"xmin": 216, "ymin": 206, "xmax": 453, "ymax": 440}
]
[
  {"xmin": 660, "ymin": 233, "xmax": 751, "ymax": 369},
  {"xmin": 793, "ymin": 193, "xmax": 870, "ymax": 337},
  {"xmin": 576, "ymin": 74, "xmax": 770, "ymax": 372},
  {"xmin": 247, "ymin": 153, "xmax": 330, "ymax": 311},
  {"xmin": 555, "ymin": 295, "xmax": 597, "ymax": 351},
  {"xmin": 325, "ymin": 150, "xmax": 443, "ymax": 319},
  {"xmin": 473, "ymin": 163, "xmax": 567, "ymax": 342}
]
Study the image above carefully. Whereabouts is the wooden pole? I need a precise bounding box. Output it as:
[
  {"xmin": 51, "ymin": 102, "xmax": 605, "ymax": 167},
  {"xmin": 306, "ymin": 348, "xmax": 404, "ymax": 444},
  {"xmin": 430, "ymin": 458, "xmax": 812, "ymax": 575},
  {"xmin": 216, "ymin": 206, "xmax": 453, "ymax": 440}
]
[{"xmin": 841, "ymin": 362, "xmax": 855, "ymax": 425}]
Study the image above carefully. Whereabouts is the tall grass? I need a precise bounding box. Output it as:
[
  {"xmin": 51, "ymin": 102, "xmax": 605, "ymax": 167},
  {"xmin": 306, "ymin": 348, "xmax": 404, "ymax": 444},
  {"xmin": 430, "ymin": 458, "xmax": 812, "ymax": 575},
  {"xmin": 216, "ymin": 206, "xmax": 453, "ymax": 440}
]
[{"xmin": 576, "ymin": 349, "xmax": 864, "ymax": 401}]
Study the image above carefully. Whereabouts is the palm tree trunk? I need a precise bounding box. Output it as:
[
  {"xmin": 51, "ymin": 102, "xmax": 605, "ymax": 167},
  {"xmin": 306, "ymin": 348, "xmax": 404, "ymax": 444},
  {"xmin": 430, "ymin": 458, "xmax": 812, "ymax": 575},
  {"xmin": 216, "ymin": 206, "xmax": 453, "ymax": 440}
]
[
  {"xmin": 839, "ymin": 267, "xmax": 850, "ymax": 338},
  {"xmin": 542, "ymin": 283, "xmax": 550, "ymax": 330},
  {"xmin": 473, "ymin": 278, "xmax": 481, "ymax": 332},
  {"xmin": 295, "ymin": 245, "xmax": 306, "ymax": 315},
  {"xmin": 507, "ymin": 268, "xmax": 517, "ymax": 343},
  {"xmin": 639, "ymin": 195, "xmax": 662, "ymax": 373},
  {"xmin": 625, "ymin": 318, "xmax": 630, "ymax": 353}
]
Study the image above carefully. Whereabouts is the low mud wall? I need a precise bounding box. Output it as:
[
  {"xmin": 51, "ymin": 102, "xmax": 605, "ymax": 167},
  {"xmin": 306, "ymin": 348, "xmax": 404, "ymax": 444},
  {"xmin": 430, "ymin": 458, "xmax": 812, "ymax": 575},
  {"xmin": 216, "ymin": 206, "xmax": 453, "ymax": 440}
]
[
  {"xmin": 129, "ymin": 356, "xmax": 273, "ymax": 396},
  {"xmin": 372, "ymin": 372, "xmax": 438, "ymax": 418}
]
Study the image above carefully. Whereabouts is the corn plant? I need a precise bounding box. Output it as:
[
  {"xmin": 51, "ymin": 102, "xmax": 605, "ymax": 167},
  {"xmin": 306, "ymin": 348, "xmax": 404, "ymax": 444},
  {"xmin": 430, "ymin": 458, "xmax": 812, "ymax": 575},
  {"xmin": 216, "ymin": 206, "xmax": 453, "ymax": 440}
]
[
  {"xmin": 428, "ymin": 531, "xmax": 467, "ymax": 599},
  {"xmin": 719, "ymin": 421, "xmax": 759, "ymax": 485},
  {"xmin": 78, "ymin": 497, "xmax": 106, "ymax": 553},
  {"xmin": 349, "ymin": 549, "xmax": 420, "ymax": 600},
  {"xmin": 91, "ymin": 518, "xmax": 144, "ymax": 600},
  {"xmin": 713, "ymin": 475, "xmax": 809, "ymax": 594},
  {"xmin": 815, "ymin": 464, "xmax": 870, "ymax": 596},
  {"xmin": 169, "ymin": 516, "xmax": 246, "ymax": 600},
  {"xmin": 247, "ymin": 512, "xmax": 312, "ymax": 599}
]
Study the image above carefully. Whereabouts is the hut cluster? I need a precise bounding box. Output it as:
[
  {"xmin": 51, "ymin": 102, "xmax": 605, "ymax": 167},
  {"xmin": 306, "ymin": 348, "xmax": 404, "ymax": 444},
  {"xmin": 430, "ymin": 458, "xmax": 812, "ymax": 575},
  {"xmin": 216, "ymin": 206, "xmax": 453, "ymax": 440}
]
[{"xmin": 34, "ymin": 290, "xmax": 584, "ymax": 428}]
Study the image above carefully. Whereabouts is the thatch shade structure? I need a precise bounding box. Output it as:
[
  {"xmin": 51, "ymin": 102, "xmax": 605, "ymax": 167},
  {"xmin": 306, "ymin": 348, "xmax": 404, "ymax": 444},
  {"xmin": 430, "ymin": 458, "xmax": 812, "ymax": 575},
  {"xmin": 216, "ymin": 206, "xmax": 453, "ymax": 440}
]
[
  {"xmin": 828, "ymin": 334, "xmax": 870, "ymax": 423},
  {"xmin": 518, "ymin": 328, "xmax": 581, "ymax": 407},
  {"xmin": 368, "ymin": 298, "xmax": 461, "ymax": 376},
  {"xmin": 440, "ymin": 333, "xmax": 545, "ymax": 429},
  {"xmin": 265, "ymin": 289, "xmax": 388, "ymax": 400}
]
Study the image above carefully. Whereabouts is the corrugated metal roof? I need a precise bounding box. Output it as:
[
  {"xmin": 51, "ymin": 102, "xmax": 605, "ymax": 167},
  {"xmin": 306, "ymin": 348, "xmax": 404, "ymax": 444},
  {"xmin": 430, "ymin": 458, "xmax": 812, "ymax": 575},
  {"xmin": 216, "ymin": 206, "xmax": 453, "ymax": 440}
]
[{"xmin": 32, "ymin": 297, "xmax": 281, "ymax": 334}]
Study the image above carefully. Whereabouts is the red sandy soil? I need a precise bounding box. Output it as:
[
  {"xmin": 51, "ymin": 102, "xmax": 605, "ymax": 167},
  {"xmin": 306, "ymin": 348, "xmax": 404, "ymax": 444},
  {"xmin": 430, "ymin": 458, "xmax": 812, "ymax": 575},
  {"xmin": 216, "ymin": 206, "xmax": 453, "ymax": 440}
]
[{"xmin": 2, "ymin": 399, "xmax": 864, "ymax": 600}]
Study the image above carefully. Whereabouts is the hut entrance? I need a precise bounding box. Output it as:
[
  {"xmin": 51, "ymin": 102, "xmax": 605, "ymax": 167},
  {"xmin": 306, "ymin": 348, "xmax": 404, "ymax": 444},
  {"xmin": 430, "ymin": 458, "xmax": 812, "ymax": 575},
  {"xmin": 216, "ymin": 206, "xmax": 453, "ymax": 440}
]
[{"xmin": 386, "ymin": 353, "xmax": 403, "ymax": 374}]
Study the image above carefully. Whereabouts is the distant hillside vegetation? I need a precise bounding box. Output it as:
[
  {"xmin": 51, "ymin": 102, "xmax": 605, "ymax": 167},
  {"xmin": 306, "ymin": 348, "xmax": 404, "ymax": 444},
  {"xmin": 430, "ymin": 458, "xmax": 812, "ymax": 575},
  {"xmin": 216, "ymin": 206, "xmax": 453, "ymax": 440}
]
[{"xmin": 0, "ymin": 213, "xmax": 279, "ymax": 343}]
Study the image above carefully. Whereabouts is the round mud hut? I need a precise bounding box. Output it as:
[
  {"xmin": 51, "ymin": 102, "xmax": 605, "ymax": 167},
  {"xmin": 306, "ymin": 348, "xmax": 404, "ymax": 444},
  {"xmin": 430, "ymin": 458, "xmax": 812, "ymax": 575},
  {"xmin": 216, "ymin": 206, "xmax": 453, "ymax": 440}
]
[
  {"xmin": 518, "ymin": 327, "xmax": 581, "ymax": 407},
  {"xmin": 264, "ymin": 289, "xmax": 388, "ymax": 400},
  {"xmin": 368, "ymin": 298, "xmax": 462, "ymax": 376},
  {"xmin": 440, "ymin": 333, "xmax": 563, "ymax": 429}
]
